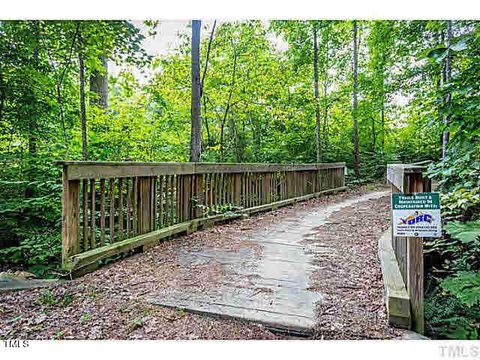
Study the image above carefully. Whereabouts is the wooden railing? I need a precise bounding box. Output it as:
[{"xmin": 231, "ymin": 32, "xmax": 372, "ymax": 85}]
[
  {"xmin": 58, "ymin": 161, "xmax": 346, "ymax": 275},
  {"xmin": 386, "ymin": 162, "xmax": 431, "ymax": 334}
]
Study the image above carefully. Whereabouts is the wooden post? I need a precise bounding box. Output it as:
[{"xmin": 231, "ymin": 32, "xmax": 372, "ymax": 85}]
[
  {"xmin": 405, "ymin": 172, "xmax": 425, "ymax": 334},
  {"xmin": 62, "ymin": 165, "xmax": 80, "ymax": 265},
  {"xmin": 137, "ymin": 177, "xmax": 152, "ymax": 234}
]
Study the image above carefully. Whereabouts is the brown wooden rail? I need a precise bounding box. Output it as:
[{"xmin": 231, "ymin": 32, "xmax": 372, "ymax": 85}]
[
  {"xmin": 386, "ymin": 162, "xmax": 431, "ymax": 334},
  {"xmin": 58, "ymin": 161, "xmax": 346, "ymax": 275}
]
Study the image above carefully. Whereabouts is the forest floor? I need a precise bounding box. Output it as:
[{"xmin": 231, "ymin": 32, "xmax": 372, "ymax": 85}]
[{"xmin": 0, "ymin": 183, "xmax": 401, "ymax": 340}]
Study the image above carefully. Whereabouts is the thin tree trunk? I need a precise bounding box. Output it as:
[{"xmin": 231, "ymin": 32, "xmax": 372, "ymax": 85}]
[
  {"xmin": 313, "ymin": 25, "xmax": 321, "ymax": 163},
  {"xmin": 220, "ymin": 41, "xmax": 238, "ymax": 161},
  {"xmin": 200, "ymin": 20, "xmax": 216, "ymax": 98},
  {"xmin": 78, "ymin": 28, "xmax": 88, "ymax": 161},
  {"xmin": 323, "ymin": 28, "xmax": 330, "ymax": 156},
  {"xmin": 89, "ymin": 56, "xmax": 109, "ymax": 109},
  {"xmin": 371, "ymin": 116, "xmax": 376, "ymax": 155},
  {"xmin": 190, "ymin": 20, "xmax": 202, "ymax": 162},
  {"xmin": 352, "ymin": 20, "xmax": 360, "ymax": 177},
  {"xmin": 442, "ymin": 20, "xmax": 453, "ymax": 160},
  {"xmin": 381, "ymin": 102, "xmax": 385, "ymax": 151},
  {"xmin": 203, "ymin": 95, "xmax": 212, "ymax": 146},
  {"xmin": 26, "ymin": 20, "xmax": 39, "ymax": 199}
]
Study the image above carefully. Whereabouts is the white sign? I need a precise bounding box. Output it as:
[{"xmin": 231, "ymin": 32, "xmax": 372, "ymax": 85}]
[{"xmin": 392, "ymin": 192, "xmax": 442, "ymax": 237}]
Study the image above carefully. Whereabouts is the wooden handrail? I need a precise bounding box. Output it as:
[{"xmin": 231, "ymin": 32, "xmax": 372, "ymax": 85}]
[
  {"xmin": 55, "ymin": 161, "xmax": 345, "ymax": 180},
  {"xmin": 59, "ymin": 161, "xmax": 346, "ymax": 276}
]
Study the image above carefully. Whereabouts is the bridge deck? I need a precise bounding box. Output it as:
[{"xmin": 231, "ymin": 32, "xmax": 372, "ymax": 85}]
[{"xmin": 148, "ymin": 191, "xmax": 393, "ymax": 336}]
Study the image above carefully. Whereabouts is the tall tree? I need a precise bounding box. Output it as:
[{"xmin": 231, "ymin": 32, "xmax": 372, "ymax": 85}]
[
  {"xmin": 90, "ymin": 56, "xmax": 109, "ymax": 109},
  {"xmin": 313, "ymin": 24, "xmax": 322, "ymax": 163},
  {"xmin": 352, "ymin": 20, "xmax": 359, "ymax": 177},
  {"xmin": 190, "ymin": 20, "xmax": 202, "ymax": 162},
  {"xmin": 442, "ymin": 20, "xmax": 453, "ymax": 159},
  {"xmin": 78, "ymin": 25, "xmax": 88, "ymax": 161}
]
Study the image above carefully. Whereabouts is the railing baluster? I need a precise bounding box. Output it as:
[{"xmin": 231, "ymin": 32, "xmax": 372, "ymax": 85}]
[
  {"xmin": 118, "ymin": 178, "xmax": 124, "ymax": 239},
  {"xmin": 109, "ymin": 178, "xmax": 115, "ymax": 243},
  {"xmin": 164, "ymin": 175, "xmax": 170, "ymax": 226},
  {"xmin": 170, "ymin": 175, "xmax": 175, "ymax": 225},
  {"xmin": 100, "ymin": 179, "xmax": 106, "ymax": 246},
  {"xmin": 90, "ymin": 179, "xmax": 96, "ymax": 249},
  {"xmin": 158, "ymin": 175, "xmax": 163, "ymax": 228},
  {"xmin": 82, "ymin": 179, "xmax": 88, "ymax": 251},
  {"xmin": 126, "ymin": 178, "xmax": 131, "ymax": 237}
]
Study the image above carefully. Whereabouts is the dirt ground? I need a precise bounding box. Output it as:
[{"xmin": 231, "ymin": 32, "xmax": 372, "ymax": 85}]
[
  {"xmin": 0, "ymin": 184, "xmax": 399, "ymax": 340},
  {"xmin": 307, "ymin": 196, "xmax": 402, "ymax": 339}
]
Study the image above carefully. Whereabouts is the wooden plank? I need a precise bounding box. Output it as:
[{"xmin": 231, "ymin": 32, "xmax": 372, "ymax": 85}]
[
  {"xmin": 378, "ymin": 227, "xmax": 411, "ymax": 329},
  {"xmin": 100, "ymin": 179, "xmax": 106, "ymax": 246},
  {"xmin": 118, "ymin": 178, "xmax": 124, "ymax": 240},
  {"xmin": 149, "ymin": 176, "xmax": 155, "ymax": 231},
  {"xmin": 137, "ymin": 177, "xmax": 151, "ymax": 234},
  {"xmin": 109, "ymin": 178, "xmax": 115, "ymax": 243},
  {"xmin": 194, "ymin": 174, "xmax": 203, "ymax": 218},
  {"xmin": 82, "ymin": 179, "xmax": 88, "ymax": 251},
  {"xmin": 234, "ymin": 173, "xmax": 241, "ymax": 205},
  {"xmin": 406, "ymin": 172, "xmax": 425, "ymax": 335},
  {"xmin": 391, "ymin": 183, "xmax": 408, "ymax": 284},
  {"xmin": 65, "ymin": 222, "xmax": 191, "ymax": 272},
  {"xmin": 133, "ymin": 177, "xmax": 138, "ymax": 235},
  {"xmin": 59, "ymin": 161, "xmax": 346, "ymax": 180},
  {"xmin": 158, "ymin": 176, "xmax": 164, "ymax": 227},
  {"xmin": 126, "ymin": 179, "xmax": 132, "ymax": 237},
  {"xmin": 170, "ymin": 175, "xmax": 175, "ymax": 225},
  {"xmin": 90, "ymin": 179, "xmax": 96, "ymax": 249},
  {"xmin": 164, "ymin": 175, "xmax": 170, "ymax": 226},
  {"xmin": 62, "ymin": 170, "xmax": 80, "ymax": 264}
]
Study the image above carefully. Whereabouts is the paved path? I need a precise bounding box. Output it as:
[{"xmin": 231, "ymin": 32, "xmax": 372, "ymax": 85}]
[{"xmin": 148, "ymin": 191, "xmax": 389, "ymax": 335}]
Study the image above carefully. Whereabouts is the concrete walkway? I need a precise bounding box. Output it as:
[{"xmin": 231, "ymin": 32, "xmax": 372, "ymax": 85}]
[{"xmin": 148, "ymin": 191, "xmax": 389, "ymax": 335}]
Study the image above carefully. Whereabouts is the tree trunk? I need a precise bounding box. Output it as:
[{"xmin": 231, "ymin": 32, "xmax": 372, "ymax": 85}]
[
  {"xmin": 442, "ymin": 20, "xmax": 453, "ymax": 160},
  {"xmin": 381, "ymin": 102, "xmax": 385, "ymax": 151},
  {"xmin": 78, "ymin": 29, "xmax": 88, "ymax": 161},
  {"xmin": 220, "ymin": 41, "xmax": 238, "ymax": 161},
  {"xmin": 26, "ymin": 20, "xmax": 39, "ymax": 199},
  {"xmin": 323, "ymin": 28, "xmax": 330, "ymax": 157},
  {"xmin": 313, "ymin": 25, "xmax": 321, "ymax": 163},
  {"xmin": 371, "ymin": 116, "xmax": 376, "ymax": 155},
  {"xmin": 89, "ymin": 56, "xmax": 109, "ymax": 109},
  {"xmin": 190, "ymin": 20, "xmax": 202, "ymax": 162},
  {"xmin": 352, "ymin": 20, "xmax": 360, "ymax": 177},
  {"xmin": 200, "ymin": 20, "xmax": 216, "ymax": 98}
]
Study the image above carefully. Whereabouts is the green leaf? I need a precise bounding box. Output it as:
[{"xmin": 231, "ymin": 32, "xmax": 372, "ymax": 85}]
[
  {"xmin": 444, "ymin": 221, "xmax": 480, "ymax": 244},
  {"xmin": 441, "ymin": 271, "xmax": 480, "ymax": 307}
]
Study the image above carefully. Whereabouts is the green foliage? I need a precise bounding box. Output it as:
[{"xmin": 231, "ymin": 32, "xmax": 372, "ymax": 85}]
[
  {"xmin": 425, "ymin": 286, "xmax": 479, "ymax": 339},
  {"xmin": 441, "ymin": 271, "xmax": 480, "ymax": 307},
  {"xmin": 36, "ymin": 289, "xmax": 74, "ymax": 309},
  {"xmin": 444, "ymin": 221, "xmax": 480, "ymax": 244}
]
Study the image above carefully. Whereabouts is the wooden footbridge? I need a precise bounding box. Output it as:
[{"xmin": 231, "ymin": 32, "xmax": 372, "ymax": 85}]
[{"xmin": 57, "ymin": 160, "xmax": 428, "ymax": 337}]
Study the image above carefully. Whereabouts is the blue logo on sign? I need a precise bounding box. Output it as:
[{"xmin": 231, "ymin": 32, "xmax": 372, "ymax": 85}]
[{"xmin": 399, "ymin": 211, "xmax": 433, "ymax": 225}]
